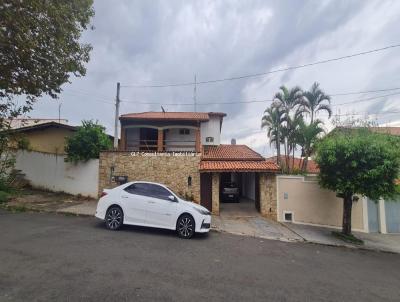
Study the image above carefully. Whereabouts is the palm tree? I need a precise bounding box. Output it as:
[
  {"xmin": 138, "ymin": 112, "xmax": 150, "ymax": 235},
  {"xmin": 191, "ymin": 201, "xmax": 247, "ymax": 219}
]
[
  {"xmin": 261, "ymin": 106, "xmax": 285, "ymax": 165},
  {"xmin": 272, "ymin": 85, "xmax": 304, "ymax": 171},
  {"xmin": 303, "ymin": 82, "xmax": 332, "ymax": 123},
  {"xmin": 296, "ymin": 118, "xmax": 325, "ymax": 172}
]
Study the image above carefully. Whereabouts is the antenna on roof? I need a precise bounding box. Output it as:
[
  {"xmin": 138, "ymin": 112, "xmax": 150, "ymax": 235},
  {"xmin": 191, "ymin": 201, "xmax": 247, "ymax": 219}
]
[
  {"xmin": 161, "ymin": 106, "xmax": 166, "ymax": 113},
  {"xmin": 193, "ymin": 74, "xmax": 197, "ymax": 112}
]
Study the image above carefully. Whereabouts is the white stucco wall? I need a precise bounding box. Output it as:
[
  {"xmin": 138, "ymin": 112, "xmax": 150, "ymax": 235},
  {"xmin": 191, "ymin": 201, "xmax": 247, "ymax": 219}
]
[
  {"xmin": 15, "ymin": 150, "xmax": 99, "ymax": 198},
  {"xmin": 277, "ymin": 176, "xmax": 366, "ymax": 232},
  {"xmin": 200, "ymin": 116, "xmax": 221, "ymax": 146}
]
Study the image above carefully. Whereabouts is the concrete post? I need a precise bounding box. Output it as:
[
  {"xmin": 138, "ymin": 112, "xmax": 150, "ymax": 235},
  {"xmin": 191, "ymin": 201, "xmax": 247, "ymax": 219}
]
[{"xmin": 379, "ymin": 198, "xmax": 387, "ymax": 234}]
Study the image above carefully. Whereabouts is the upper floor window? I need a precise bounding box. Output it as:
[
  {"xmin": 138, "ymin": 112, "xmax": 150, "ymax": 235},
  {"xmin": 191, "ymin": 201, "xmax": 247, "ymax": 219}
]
[
  {"xmin": 206, "ymin": 136, "xmax": 214, "ymax": 143},
  {"xmin": 179, "ymin": 128, "xmax": 190, "ymax": 135}
]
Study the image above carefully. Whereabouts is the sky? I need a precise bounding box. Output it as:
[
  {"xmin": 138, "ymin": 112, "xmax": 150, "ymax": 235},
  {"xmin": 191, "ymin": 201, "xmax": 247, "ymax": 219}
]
[{"xmin": 29, "ymin": 0, "xmax": 400, "ymax": 156}]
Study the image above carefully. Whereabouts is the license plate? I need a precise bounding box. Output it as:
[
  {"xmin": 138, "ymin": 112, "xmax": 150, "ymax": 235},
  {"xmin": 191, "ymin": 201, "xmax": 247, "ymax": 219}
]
[{"xmin": 229, "ymin": 194, "xmax": 234, "ymax": 198}]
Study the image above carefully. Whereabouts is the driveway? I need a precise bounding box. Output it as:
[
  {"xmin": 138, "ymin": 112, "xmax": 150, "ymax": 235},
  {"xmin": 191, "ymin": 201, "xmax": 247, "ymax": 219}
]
[
  {"xmin": 1, "ymin": 210, "xmax": 400, "ymax": 301},
  {"xmin": 213, "ymin": 199, "xmax": 304, "ymax": 242}
]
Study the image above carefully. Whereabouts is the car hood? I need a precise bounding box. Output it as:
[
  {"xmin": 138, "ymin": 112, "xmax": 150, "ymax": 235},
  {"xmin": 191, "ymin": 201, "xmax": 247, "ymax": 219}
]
[{"xmin": 181, "ymin": 199, "xmax": 210, "ymax": 213}]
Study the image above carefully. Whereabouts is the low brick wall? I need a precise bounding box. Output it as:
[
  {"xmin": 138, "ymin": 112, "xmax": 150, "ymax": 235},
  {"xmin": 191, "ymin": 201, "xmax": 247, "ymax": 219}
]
[{"xmin": 99, "ymin": 151, "xmax": 201, "ymax": 202}]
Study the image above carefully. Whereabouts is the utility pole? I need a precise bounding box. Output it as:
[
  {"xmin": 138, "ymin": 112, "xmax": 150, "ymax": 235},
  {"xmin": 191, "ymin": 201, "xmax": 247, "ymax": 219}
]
[
  {"xmin": 58, "ymin": 103, "xmax": 62, "ymax": 123},
  {"xmin": 193, "ymin": 74, "xmax": 197, "ymax": 112},
  {"xmin": 114, "ymin": 82, "xmax": 120, "ymax": 149}
]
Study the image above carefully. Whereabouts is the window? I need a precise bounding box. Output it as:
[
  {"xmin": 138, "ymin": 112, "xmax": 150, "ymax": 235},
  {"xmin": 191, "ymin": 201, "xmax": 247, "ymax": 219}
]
[
  {"xmin": 205, "ymin": 136, "xmax": 214, "ymax": 143},
  {"xmin": 124, "ymin": 183, "xmax": 151, "ymax": 196},
  {"xmin": 124, "ymin": 183, "xmax": 173, "ymax": 201},
  {"xmin": 147, "ymin": 184, "xmax": 173, "ymax": 201},
  {"xmin": 179, "ymin": 128, "xmax": 190, "ymax": 135}
]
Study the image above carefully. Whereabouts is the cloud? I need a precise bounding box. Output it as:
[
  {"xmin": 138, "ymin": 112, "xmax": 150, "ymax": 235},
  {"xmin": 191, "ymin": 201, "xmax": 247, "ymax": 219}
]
[{"xmin": 29, "ymin": 0, "xmax": 400, "ymax": 153}]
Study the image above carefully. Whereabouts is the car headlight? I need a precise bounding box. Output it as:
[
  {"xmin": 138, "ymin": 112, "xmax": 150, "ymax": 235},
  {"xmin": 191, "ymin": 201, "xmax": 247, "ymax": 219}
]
[{"xmin": 194, "ymin": 207, "xmax": 211, "ymax": 215}]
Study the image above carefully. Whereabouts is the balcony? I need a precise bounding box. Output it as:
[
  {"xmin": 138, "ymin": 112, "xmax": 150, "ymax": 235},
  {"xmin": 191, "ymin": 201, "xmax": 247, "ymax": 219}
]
[{"xmin": 120, "ymin": 126, "xmax": 201, "ymax": 152}]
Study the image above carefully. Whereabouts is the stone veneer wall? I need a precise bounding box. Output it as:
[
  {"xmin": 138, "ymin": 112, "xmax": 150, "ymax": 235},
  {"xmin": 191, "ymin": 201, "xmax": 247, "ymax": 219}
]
[
  {"xmin": 99, "ymin": 152, "xmax": 201, "ymax": 202},
  {"xmin": 211, "ymin": 173, "xmax": 220, "ymax": 215},
  {"xmin": 260, "ymin": 173, "xmax": 278, "ymax": 220}
]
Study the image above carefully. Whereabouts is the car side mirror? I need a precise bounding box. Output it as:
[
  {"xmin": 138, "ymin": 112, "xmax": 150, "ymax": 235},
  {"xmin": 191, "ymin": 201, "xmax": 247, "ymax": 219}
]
[{"xmin": 168, "ymin": 195, "xmax": 176, "ymax": 202}]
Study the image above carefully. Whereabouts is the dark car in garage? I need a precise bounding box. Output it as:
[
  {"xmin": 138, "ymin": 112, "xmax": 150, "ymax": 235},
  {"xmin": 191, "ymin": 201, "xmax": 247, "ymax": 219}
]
[{"xmin": 221, "ymin": 182, "xmax": 240, "ymax": 202}]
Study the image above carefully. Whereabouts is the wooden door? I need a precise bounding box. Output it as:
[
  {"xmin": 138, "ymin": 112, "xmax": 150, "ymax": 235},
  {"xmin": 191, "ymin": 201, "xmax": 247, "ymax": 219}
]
[{"xmin": 200, "ymin": 173, "xmax": 212, "ymax": 211}]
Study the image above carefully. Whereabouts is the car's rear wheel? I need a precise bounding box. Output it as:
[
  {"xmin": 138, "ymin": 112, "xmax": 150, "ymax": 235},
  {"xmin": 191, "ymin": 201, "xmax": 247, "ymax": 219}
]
[
  {"xmin": 105, "ymin": 206, "xmax": 123, "ymax": 230},
  {"xmin": 176, "ymin": 214, "xmax": 195, "ymax": 239}
]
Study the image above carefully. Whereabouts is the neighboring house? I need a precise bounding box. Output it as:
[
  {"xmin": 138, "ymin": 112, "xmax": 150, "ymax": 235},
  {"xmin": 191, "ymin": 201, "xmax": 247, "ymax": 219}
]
[
  {"xmin": 9, "ymin": 119, "xmax": 108, "ymax": 198},
  {"xmin": 99, "ymin": 111, "xmax": 280, "ymax": 216},
  {"xmin": 8, "ymin": 118, "xmax": 69, "ymax": 129},
  {"xmin": 266, "ymin": 156, "xmax": 319, "ymax": 175},
  {"xmin": 10, "ymin": 121, "xmax": 77, "ymax": 154},
  {"xmin": 276, "ymin": 126, "xmax": 400, "ymax": 234}
]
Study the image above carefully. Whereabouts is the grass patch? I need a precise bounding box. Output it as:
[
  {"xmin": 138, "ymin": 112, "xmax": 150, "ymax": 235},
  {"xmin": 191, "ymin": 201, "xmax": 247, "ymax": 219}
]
[
  {"xmin": 0, "ymin": 204, "xmax": 29, "ymax": 213},
  {"xmin": 332, "ymin": 231, "xmax": 364, "ymax": 245},
  {"xmin": 0, "ymin": 191, "xmax": 11, "ymax": 204}
]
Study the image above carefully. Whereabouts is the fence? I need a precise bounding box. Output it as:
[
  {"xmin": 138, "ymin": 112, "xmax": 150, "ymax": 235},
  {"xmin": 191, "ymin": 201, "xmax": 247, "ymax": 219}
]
[{"xmin": 15, "ymin": 150, "xmax": 99, "ymax": 198}]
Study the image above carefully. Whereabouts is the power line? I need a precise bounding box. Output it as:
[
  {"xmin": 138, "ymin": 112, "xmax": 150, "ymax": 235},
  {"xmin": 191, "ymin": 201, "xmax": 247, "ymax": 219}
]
[
  {"xmin": 333, "ymin": 92, "xmax": 400, "ymax": 106},
  {"xmin": 330, "ymin": 87, "xmax": 400, "ymax": 96},
  {"xmin": 121, "ymin": 43, "xmax": 400, "ymax": 88}
]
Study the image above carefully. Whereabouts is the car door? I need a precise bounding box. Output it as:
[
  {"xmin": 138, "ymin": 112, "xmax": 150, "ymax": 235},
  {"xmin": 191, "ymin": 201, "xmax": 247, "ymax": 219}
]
[
  {"xmin": 121, "ymin": 183, "xmax": 149, "ymax": 225},
  {"xmin": 143, "ymin": 184, "xmax": 178, "ymax": 229}
]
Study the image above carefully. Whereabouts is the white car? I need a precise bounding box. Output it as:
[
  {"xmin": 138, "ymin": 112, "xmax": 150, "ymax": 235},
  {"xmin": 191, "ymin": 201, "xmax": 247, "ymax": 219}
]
[{"xmin": 95, "ymin": 181, "xmax": 211, "ymax": 239}]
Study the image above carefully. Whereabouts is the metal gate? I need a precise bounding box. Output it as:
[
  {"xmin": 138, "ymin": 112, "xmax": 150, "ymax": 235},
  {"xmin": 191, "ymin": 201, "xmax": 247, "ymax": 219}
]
[
  {"xmin": 367, "ymin": 199, "xmax": 379, "ymax": 233},
  {"xmin": 385, "ymin": 199, "xmax": 400, "ymax": 233}
]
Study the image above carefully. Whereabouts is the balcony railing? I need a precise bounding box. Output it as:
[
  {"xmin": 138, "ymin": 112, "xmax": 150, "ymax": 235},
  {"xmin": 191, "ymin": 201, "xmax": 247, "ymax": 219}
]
[{"xmin": 126, "ymin": 139, "xmax": 197, "ymax": 152}]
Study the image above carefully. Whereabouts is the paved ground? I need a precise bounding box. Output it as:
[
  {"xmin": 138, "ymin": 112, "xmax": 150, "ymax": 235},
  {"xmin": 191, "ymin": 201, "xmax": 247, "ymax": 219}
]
[
  {"xmin": 285, "ymin": 222, "xmax": 400, "ymax": 254},
  {"xmin": 1, "ymin": 210, "xmax": 400, "ymax": 302},
  {"xmin": 6, "ymin": 191, "xmax": 400, "ymax": 253},
  {"xmin": 6, "ymin": 188, "xmax": 97, "ymax": 216},
  {"xmin": 213, "ymin": 199, "xmax": 302, "ymax": 242}
]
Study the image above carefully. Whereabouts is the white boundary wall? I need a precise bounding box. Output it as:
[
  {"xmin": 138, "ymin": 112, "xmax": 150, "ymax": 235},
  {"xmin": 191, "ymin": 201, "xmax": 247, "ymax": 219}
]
[
  {"xmin": 277, "ymin": 175, "xmax": 367, "ymax": 233},
  {"xmin": 15, "ymin": 150, "xmax": 99, "ymax": 198}
]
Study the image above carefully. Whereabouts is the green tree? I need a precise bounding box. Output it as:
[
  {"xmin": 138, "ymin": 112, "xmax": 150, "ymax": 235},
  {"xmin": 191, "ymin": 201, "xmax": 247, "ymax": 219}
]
[
  {"xmin": 0, "ymin": 0, "xmax": 94, "ymax": 186},
  {"xmin": 65, "ymin": 120, "xmax": 112, "ymax": 162},
  {"xmin": 0, "ymin": 0, "xmax": 94, "ymax": 109},
  {"xmin": 315, "ymin": 129, "xmax": 400, "ymax": 235},
  {"xmin": 272, "ymin": 85, "xmax": 304, "ymax": 172},
  {"xmin": 302, "ymin": 82, "xmax": 332, "ymax": 123},
  {"xmin": 296, "ymin": 119, "xmax": 325, "ymax": 172},
  {"xmin": 261, "ymin": 106, "xmax": 285, "ymax": 165}
]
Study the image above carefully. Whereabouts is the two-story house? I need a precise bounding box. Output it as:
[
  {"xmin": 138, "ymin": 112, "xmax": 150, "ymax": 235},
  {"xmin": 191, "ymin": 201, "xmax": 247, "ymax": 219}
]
[
  {"xmin": 118, "ymin": 111, "xmax": 225, "ymax": 152},
  {"xmin": 99, "ymin": 111, "xmax": 279, "ymax": 217}
]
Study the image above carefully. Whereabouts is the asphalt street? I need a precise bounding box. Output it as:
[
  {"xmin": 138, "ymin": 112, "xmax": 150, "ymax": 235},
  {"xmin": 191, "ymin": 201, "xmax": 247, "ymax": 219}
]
[{"xmin": 0, "ymin": 209, "xmax": 399, "ymax": 302}]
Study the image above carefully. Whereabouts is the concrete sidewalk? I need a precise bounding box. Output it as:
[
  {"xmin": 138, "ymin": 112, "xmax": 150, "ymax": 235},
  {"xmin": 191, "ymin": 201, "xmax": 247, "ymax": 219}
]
[
  {"xmin": 284, "ymin": 222, "xmax": 400, "ymax": 254},
  {"xmin": 212, "ymin": 215, "xmax": 302, "ymax": 242}
]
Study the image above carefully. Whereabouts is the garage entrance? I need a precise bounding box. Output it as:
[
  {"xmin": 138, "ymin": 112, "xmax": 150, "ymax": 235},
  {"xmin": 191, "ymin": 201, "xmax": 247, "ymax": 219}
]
[{"xmin": 219, "ymin": 172, "xmax": 260, "ymax": 216}]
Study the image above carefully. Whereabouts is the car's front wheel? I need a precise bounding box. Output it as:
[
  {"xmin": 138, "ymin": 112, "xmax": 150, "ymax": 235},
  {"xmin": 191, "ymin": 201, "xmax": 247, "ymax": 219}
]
[
  {"xmin": 105, "ymin": 206, "xmax": 123, "ymax": 230},
  {"xmin": 176, "ymin": 214, "xmax": 195, "ymax": 239}
]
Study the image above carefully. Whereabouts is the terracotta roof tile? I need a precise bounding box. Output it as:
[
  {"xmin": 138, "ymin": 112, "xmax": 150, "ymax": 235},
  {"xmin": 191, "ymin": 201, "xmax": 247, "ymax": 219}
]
[
  {"xmin": 120, "ymin": 112, "xmax": 214, "ymax": 121},
  {"xmin": 199, "ymin": 160, "xmax": 279, "ymax": 172},
  {"xmin": 266, "ymin": 156, "xmax": 319, "ymax": 174},
  {"xmin": 202, "ymin": 145, "xmax": 264, "ymax": 161},
  {"xmin": 370, "ymin": 127, "xmax": 400, "ymax": 136}
]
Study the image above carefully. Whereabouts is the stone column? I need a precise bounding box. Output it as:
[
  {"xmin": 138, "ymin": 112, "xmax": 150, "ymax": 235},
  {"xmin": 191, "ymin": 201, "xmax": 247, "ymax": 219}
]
[
  {"xmin": 259, "ymin": 173, "xmax": 277, "ymax": 220},
  {"xmin": 212, "ymin": 172, "xmax": 220, "ymax": 215},
  {"xmin": 195, "ymin": 128, "xmax": 201, "ymax": 153},
  {"xmin": 157, "ymin": 129, "xmax": 164, "ymax": 152}
]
